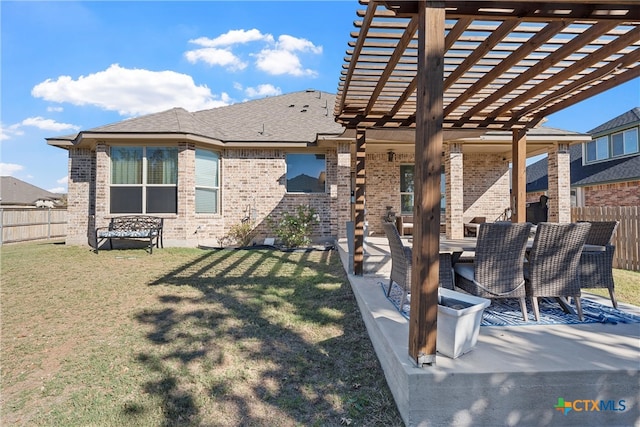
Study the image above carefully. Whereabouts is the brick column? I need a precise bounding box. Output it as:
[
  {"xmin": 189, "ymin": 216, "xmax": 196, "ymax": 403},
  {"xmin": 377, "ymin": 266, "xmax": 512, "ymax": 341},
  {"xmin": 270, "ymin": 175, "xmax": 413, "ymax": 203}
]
[
  {"xmin": 178, "ymin": 142, "xmax": 196, "ymax": 242},
  {"xmin": 67, "ymin": 147, "xmax": 96, "ymax": 246},
  {"xmin": 95, "ymin": 143, "xmax": 109, "ymax": 223},
  {"xmin": 547, "ymin": 143, "xmax": 571, "ymax": 223},
  {"xmin": 445, "ymin": 142, "xmax": 464, "ymax": 238},
  {"xmin": 336, "ymin": 142, "xmax": 352, "ymax": 239}
]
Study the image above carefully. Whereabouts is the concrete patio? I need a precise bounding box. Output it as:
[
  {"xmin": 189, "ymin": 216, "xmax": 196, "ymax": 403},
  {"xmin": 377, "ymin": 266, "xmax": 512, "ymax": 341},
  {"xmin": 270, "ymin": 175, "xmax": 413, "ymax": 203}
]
[{"xmin": 335, "ymin": 235, "xmax": 640, "ymax": 427}]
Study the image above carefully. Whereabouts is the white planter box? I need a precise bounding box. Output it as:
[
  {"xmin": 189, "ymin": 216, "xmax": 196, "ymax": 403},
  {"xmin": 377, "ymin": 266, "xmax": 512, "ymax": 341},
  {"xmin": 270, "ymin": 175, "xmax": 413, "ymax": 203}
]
[{"xmin": 437, "ymin": 288, "xmax": 491, "ymax": 359}]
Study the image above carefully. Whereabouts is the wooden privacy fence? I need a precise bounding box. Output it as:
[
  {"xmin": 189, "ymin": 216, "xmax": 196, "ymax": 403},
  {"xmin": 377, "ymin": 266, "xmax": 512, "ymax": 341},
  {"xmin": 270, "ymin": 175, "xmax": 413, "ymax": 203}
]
[
  {"xmin": 0, "ymin": 208, "xmax": 67, "ymax": 245},
  {"xmin": 572, "ymin": 206, "xmax": 640, "ymax": 271}
]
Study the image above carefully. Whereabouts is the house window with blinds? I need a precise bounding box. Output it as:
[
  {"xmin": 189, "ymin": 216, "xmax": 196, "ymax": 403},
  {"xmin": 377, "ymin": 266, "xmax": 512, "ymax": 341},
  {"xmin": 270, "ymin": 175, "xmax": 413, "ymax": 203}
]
[
  {"xmin": 195, "ymin": 149, "xmax": 220, "ymax": 214},
  {"xmin": 110, "ymin": 146, "xmax": 178, "ymax": 214}
]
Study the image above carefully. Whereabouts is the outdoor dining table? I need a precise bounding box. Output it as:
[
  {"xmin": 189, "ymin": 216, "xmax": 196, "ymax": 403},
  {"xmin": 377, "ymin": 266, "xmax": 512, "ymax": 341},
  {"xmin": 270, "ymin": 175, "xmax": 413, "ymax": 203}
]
[
  {"xmin": 431, "ymin": 238, "xmax": 607, "ymax": 316},
  {"xmin": 437, "ymin": 238, "xmax": 605, "ymax": 263}
]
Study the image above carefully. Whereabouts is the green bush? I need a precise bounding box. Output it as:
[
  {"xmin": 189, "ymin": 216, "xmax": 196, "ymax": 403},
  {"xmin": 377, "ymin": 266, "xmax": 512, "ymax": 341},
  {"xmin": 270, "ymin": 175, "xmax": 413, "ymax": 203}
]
[{"xmin": 268, "ymin": 205, "xmax": 318, "ymax": 248}]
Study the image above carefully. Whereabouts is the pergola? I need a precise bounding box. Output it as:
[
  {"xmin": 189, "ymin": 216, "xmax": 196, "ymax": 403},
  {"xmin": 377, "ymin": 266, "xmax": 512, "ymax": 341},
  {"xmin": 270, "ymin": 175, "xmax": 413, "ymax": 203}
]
[{"xmin": 333, "ymin": 0, "xmax": 640, "ymax": 365}]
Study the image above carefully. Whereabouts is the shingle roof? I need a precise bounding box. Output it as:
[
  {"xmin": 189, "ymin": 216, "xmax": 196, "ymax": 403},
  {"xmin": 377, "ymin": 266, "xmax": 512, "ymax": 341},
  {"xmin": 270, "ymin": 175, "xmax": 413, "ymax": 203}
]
[
  {"xmin": 193, "ymin": 90, "xmax": 343, "ymax": 142},
  {"xmin": 72, "ymin": 90, "xmax": 344, "ymax": 144},
  {"xmin": 1, "ymin": 176, "xmax": 62, "ymax": 205},
  {"xmin": 89, "ymin": 107, "xmax": 206, "ymax": 135},
  {"xmin": 588, "ymin": 107, "xmax": 640, "ymax": 135}
]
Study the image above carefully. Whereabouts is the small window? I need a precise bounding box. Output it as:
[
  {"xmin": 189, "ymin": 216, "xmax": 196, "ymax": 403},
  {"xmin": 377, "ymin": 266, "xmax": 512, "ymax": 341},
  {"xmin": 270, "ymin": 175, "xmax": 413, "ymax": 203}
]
[
  {"xmin": 399, "ymin": 165, "xmax": 446, "ymax": 216},
  {"xmin": 286, "ymin": 154, "xmax": 326, "ymax": 193},
  {"xmin": 585, "ymin": 136, "xmax": 609, "ymax": 163},
  {"xmin": 195, "ymin": 149, "xmax": 220, "ymax": 214},
  {"xmin": 400, "ymin": 165, "xmax": 414, "ymax": 215},
  {"xmin": 612, "ymin": 127, "xmax": 639, "ymax": 157}
]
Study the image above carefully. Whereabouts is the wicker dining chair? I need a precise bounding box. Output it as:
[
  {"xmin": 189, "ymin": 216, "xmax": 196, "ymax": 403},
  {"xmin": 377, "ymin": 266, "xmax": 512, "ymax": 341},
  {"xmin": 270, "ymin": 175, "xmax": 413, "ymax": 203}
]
[
  {"xmin": 525, "ymin": 222, "xmax": 591, "ymax": 321},
  {"xmin": 578, "ymin": 221, "xmax": 619, "ymax": 308},
  {"xmin": 382, "ymin": 222, "xmax": 454, "ymax": 310},
  {"xmin": 453, "ymin": 222, "xmax": 532, "ymax": 321}
]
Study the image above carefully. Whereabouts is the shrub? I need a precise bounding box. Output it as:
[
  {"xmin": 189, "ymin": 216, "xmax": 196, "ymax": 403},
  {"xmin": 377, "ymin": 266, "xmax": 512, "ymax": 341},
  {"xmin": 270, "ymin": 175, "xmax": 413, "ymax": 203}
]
[
  {"xmin": 268, "ymin": 205, "xmax": 318, "ymax": 248},
  {"xmin": 227, "ymin": 221, "xmax": 255, "ymax": 247}
]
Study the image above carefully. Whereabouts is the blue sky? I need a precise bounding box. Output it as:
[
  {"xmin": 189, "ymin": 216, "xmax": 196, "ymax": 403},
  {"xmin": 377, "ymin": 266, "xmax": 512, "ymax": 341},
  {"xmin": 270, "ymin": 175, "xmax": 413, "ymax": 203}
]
[{"xmin": 2, "ymin": 1, "xmax": 639, "ymax": 194}]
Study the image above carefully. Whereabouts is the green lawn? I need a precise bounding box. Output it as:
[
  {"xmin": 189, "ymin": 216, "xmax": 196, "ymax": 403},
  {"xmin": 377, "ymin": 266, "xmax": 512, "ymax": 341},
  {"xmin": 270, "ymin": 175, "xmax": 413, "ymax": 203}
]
[
  {"xmin": 585, "ymin": 268, "xmax": 640, "ymax": 307},
  {"xmin": 1, "ymin": 241, "xmax": 404, "ymax": 426},
  {"xmin": 3, "ymin": 240, "xmax": 638, "ymax": 426}
]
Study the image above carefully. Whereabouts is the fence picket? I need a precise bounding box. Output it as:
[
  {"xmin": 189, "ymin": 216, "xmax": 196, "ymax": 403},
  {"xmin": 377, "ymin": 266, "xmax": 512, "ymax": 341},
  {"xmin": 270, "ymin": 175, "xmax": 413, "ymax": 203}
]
[{"xmin": 572, "ymin": 206, "xmax": 639, "ymax": 271}]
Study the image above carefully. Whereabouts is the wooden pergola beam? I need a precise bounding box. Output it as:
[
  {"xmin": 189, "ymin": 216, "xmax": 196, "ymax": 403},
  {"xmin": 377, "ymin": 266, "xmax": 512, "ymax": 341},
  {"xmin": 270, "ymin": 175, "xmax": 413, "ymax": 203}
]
[{"xmin": 408, "ymin": 0, "xmax": 444, "ymax": 366}]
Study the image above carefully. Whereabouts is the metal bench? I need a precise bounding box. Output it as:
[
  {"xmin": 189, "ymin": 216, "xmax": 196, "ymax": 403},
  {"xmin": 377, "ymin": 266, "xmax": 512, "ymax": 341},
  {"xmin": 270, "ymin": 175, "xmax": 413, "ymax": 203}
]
[{"xmin": 95, "ymin": 215, "xmax": 163, "ymax": 254}]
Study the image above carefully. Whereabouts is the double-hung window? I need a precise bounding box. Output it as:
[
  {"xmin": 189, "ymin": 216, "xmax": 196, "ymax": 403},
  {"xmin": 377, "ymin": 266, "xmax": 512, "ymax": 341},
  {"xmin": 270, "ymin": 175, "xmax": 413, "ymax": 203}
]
[
  {"xmin": 195, "ymin": 149, "xmax": 220, "ymax": 214},
  {"xmin": 400, "ymin": 165, "xmax": 414, "ymax": 215},
  {"xmin": 400, "ymin": 164, "xmax": 446, "ymax": 216},
  {"xmin": 110, "ymin": 146, "xmax": 178, "ymax": 214}
]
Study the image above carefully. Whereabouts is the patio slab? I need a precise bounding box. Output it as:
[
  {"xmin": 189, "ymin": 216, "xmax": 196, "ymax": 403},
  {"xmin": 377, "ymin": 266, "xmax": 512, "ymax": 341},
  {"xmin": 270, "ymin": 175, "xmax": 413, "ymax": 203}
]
[{"xmin": 336, "ymin": 236, "xmax": 640, "ymax": 427}]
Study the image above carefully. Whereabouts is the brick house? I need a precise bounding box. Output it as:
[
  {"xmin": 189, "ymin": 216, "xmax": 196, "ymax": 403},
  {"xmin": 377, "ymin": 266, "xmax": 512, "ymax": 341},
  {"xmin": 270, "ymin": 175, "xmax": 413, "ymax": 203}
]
[
  {"xmin": 527, "ymin": 107, "xmax": 640, "ymax": 207},
  {"xmin": 47, "ymin": 89, "xmax": 586, "ymax": 248}
]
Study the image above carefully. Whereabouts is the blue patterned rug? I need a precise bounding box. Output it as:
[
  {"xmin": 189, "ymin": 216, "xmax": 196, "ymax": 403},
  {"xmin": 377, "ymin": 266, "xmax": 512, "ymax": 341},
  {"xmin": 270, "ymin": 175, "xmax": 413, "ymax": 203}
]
[{"xmin": 380, "ymin": 281, "xmax": 640, "ymax": 327}]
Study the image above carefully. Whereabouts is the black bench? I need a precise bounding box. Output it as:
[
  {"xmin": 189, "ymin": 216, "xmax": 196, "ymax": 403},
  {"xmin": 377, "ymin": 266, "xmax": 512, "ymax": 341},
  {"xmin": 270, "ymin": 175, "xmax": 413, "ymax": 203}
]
[{"xmin": 95, "ymin": 216, "xmax": 163, "ymax": 254}]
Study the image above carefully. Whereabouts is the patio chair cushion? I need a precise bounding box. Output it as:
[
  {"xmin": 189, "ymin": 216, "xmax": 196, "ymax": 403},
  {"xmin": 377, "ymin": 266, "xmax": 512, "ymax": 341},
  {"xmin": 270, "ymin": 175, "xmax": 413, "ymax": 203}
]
[{"xmin": 453, "ymin": 263, "xmax": 474, "ymax": 282}]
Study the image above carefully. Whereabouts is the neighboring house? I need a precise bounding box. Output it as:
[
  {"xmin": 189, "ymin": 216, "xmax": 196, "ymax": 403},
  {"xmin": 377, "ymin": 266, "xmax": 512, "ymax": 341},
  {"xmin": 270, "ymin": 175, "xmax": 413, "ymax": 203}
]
[
  {"xmin": 527, "ymin": 108, "xmax": 640, "ymax": 207},
  {"xmin": 47, "ymin": 89, "xmax": 588, "ymax": 248},
  {"xmin": 0, "ymin": 176, "xmax": 63, "ymax": 208}
]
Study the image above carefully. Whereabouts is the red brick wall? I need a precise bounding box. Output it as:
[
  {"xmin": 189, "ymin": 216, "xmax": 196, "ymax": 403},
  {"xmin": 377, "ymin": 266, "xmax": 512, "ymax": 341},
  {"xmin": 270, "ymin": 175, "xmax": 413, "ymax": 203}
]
[{"xmin": 584, "ymin": 181, "xmax": 640, "ymax": 206}]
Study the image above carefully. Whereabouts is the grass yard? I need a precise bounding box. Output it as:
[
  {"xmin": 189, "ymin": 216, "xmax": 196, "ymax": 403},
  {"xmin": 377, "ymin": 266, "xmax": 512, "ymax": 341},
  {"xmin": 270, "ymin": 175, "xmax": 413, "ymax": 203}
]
[
  {"xmin": 1, "ymin": 241, "xmax": 404, "ymax": 426},
  {"xmin": 585, "ymin": 268, "xmax": 640, "ymax": 307}
]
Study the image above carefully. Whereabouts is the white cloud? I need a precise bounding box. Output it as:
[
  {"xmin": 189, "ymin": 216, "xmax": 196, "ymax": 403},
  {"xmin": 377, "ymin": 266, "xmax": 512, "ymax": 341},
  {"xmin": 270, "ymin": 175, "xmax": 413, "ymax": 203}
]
[
  {"xmin": 255, "ymin": 49, "xmax": 317, "ymax": 77},
  {"xmin": 57, "ymin": 176, "xmax": 68, "ymax": 185},
  {"xmin": 277, "ymin": 35, "xmax": 322, "ymax": 54},
  {"xmin": 185, "ymin": 29, "xmax": 273, "ymax": 71},
  {"xmin": 32, "ymin": 64, "xmax": 229, "ymax": 117},
  {"xmin": 0, "ymin": 163, "xmax": 24, "ymax": 175},
  {"xmin": 185, "ymin": 48, "xmax": 247, "ymax": 71},
  {"xmin": 187, "ymin": 29, "xmax": 321, "ymax": 77},
  {"xmin": 47, "ymin": 106, "xmax": 64, "ymax": 112},
  {"xmin": 244, "ymin": 84, "xmax": 282, "ymax": 98},
  {"xmin": 189, "ymin": 29, "xmax": 273, "ymax": 47},
  {"xmin": 0, "ymin": 123, "xmax": 24, "ymax": 141},
  {"xmin": 254, "ymin": 35, "xmax": 321, "ymax": 77},
  {"xmin": 21, "ymin": 117, "xmax": 80, "ymax": 132}
]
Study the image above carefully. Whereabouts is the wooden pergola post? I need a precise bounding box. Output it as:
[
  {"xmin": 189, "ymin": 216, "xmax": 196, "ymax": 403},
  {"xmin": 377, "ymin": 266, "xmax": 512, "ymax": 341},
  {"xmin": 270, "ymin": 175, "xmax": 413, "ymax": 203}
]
[
  {"xmin": 409, "ymin": 1, "xmax": 445, "ymax": 366},
  {"xmin": 354, "ymin": 129, "xmax": 366, "ymax": 275},
  {"xmin": 512, "ymin": 129, "xmax": 527, "ymax": 223}
]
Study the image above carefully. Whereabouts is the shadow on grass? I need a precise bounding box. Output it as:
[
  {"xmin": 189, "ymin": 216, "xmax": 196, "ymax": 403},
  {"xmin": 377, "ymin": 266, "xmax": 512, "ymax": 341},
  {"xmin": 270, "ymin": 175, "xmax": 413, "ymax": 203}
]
[{"xmin": 132, "ymin": 248, "xmax": 402, "ymax": 426}]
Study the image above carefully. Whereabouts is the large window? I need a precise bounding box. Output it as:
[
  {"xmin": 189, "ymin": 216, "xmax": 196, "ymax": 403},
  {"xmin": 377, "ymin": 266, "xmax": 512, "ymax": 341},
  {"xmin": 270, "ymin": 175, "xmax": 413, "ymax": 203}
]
[
  {"xmin": 195, "ymin": 149, "xmax": 220, "ymax": 214},
  {"xmin": 585, "ymin": 126, "xmax": 639, "ymax": 163},
  {"xmin": 110, "ymin": 146, "xmax": 177, "ymax": 214},
  {"xmin": 286, "ymin": 154, "xmax": 326, "ymax": 193},
  {"xmin": 400, "ymin": 165, "xmax": 446, "ymax": 216}
]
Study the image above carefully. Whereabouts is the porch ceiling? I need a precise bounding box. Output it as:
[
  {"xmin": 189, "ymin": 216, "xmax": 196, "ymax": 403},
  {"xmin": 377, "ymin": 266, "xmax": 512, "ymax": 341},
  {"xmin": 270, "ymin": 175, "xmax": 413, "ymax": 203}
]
[{"xmin": 334, "ymin": 0, "xmax": 640, "ymax": 131}]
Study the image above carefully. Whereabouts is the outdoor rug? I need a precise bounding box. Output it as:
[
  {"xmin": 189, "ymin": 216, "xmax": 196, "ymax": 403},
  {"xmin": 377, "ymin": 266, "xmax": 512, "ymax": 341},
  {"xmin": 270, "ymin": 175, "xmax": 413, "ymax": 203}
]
[{"xmin": 380, "ymin": 281, "xmax": 640, "ymax": 327}]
